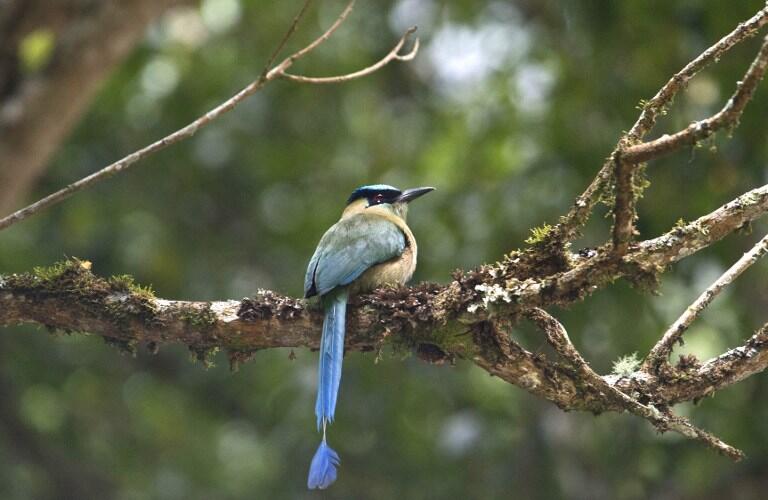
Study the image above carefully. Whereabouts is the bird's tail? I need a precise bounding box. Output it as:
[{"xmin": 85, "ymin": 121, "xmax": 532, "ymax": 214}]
[
  {"xmin": 315, "ymin": 289, "xmax": 348, "ymax": 428},
  {"xmin": 308, "ymin": 288, "xmax": 348, "ymax": 489},
  {"xmin": 307, "ymin": 426, "xmax": 340, "ymax": 490}
]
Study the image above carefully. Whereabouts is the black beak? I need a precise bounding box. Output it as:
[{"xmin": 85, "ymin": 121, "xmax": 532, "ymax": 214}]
[{"xmin": 396, "ymin": 187, "xmax": 435, "ymax": 203}]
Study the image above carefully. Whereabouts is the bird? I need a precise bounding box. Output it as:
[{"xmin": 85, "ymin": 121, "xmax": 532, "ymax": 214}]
[{"xmin": 303, "ymin": 184, "xmax": 434, "ymax": 489}]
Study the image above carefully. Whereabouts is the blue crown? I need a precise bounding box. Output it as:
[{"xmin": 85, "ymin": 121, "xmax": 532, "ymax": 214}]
[{"xmin": 347, "ymin": 184, "xmax": 401, "ymax": 204}]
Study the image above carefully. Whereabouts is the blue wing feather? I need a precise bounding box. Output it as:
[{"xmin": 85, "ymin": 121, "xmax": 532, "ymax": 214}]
[
  {"xmin": 304, "ymin": 250, "xmax": 321, "ymax": 297},
  {"xmin": 304, "ymin": 214, "xmax": 405, "ymax": 297}
]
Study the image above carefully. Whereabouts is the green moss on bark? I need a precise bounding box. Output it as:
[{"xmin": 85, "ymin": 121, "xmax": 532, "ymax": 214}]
[{"xmin": 3, "ymin": 257, "xmax": 161, "ymax": 334}]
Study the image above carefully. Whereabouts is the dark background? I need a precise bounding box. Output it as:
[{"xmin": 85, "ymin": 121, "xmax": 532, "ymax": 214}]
[{"xmin": 1, "ymin": 1, "xmax": 768, "ymax": 498}]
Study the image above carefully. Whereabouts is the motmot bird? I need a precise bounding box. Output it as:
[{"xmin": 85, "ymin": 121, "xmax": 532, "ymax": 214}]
[{"xmin": 304, "ymin": 184, "xmax": 434, "ymax": 489}]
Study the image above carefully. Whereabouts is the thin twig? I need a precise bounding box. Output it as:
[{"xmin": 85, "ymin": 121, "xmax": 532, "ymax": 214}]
[
  {"xmin": 0, "ymin": 0, "xmax": 417, "ymax": 233},
  {"xmin": 627, "ymin": 7, "xmax": 768, "ymax": 141},
  {"xmin": 525, "ymin": 308, "xmax": 745, "ymax": 461},
  {"xmin": 257, "ymin": 0, "xmax": 316, "ymax": 82},
  {"xmin": 646, "ymin": 230, "xmax": 768, "ymax": 370},
  {"xmin": 0, "ymin": 0, "xmax": 313, "ymax": 231},
  {"xmin": 553, "ymin": 6, "xmax": 768, "ymax": 243},
  {"xmin": 281, "ymin": 27, "xmax": 419, "ymax": 83},
  {"xmin": 623, "ymin": 35, "xmax": 768, "ymax": 164},
  {"xmin": 287, "ymin": 0, "xmax": 356, "ymax": 62}
]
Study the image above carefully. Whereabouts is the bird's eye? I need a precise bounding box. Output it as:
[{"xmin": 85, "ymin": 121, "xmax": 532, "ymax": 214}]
[{"xmin": 373, "ymin": 193, "xmax": 384, "ymax": 204}]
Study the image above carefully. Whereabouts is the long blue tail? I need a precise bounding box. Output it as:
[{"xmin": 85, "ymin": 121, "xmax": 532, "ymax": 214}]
[
  {"xmin": 308, "ymin": 289, "xmax": 347, "ymax": 489},
  {"xmin": 315, "ymin": 289, "xmax": 348, "ymax": 428}
]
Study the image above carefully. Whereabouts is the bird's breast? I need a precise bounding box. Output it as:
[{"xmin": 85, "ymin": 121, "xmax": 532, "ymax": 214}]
[{"xmin": 351, "ymin": 244, "xmax": 416, "ymax": 293}]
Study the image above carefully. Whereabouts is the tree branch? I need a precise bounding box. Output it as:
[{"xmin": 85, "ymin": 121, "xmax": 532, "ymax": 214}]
[
  {"xmin": 552, "ymin": 6, "xmax": 768, "ymax": 243},
  {"xmin": 626, "ymin": 6, "xmax": 768, "ymax": 141},
  {"xmin": 0, "ymin": 0, "xmax": 195, "ymax": 214},
  {"xmin": 637, "ymin": 184, "xmax": 768, "ymax": 267},
  {"xmin": 629, "ymin": 324, "xmax": 768, "ymax": 406},
  {"xmin": 525, "ymin": 308, "xmax": 744, "ymax": 461},
  {"xmin": 623, "ymin": 34, "xmax": 768, "ymax": 164},
  {"xmin": 611, "ymin": 155, "xmax": 636, "ymax": 256},
  {"xmin": 280, "ymin": 26, "xmax": 419, "ymax": 83},
  {"xmin": 0, "ymin": 0, "xmax": 418, "ymax": 233},
  {"xmin": 645, "ymin": 231, "xmax": 768, "ymax": 370},
  {"xmin": 507, "ymin": 184, "xmax": 768, "ymax": 310}
]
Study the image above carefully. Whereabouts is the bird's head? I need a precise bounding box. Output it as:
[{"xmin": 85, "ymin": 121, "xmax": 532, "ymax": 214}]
[{"xmin": 343, "ymin": 184, "xmax": 434, "ymax": 219}]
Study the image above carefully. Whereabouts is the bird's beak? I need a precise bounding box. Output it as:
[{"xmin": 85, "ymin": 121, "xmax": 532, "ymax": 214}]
[{"xmin": 396, "ymin": 187, "xmax": 435, "ymax": 203}]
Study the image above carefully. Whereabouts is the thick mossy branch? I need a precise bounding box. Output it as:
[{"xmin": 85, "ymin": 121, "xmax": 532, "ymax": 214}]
[
  {"xmin": 3, "ymin": 241, "xmax": 768, "ymax": 420},
  {"xmin": 3, "ymin": 182, "xmax": 768, "ymax": 394},
  {"xmin": 0, "ymin": 258, "xmax": 475, "ymax": 355},
  {"xmin": 3, "ymin": 259, "xmax": 161, "ymax": 330}
]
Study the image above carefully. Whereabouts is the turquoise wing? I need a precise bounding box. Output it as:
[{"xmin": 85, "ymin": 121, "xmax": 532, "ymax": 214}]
[{"xmin": 304, "ymin": 214, "xmax": 406, "ymax": 297}]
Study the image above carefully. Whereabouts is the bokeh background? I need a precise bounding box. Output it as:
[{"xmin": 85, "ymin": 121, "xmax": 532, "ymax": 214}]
[{"xmin": 2, "ymin": 1, "xmax": 768, "ymax": 498}]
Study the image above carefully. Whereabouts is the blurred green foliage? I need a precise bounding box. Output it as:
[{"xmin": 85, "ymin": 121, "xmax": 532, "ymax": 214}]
[{"xmin": 2, "ymin": 0, "xmax": 768, "ymax": 498}]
